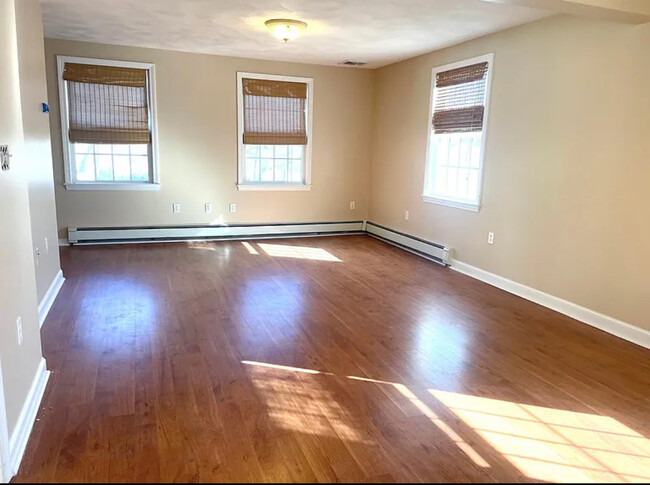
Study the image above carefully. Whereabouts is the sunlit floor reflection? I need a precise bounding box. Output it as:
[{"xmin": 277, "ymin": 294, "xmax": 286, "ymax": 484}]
[
  {"xmin": 241, "ymin": 241, "xmax": 258, "ymax": 254},
  {"xmin": 257, "ymin": 243, "xmax": 342, "ymax": 262},
  {"xmin": 348, "ymin": 375, "xmax": 490, "ymax": 468},
  {"xmin": 430, "ymin": 389, "xmax": 650, "ymax": 482},
  {"xmin": 241, "ymin": 360, "xmax": 650, "ymax": 482},
  {"xmin": 242, "ymin": 361, "xmax": 365, "ymax": 442}
]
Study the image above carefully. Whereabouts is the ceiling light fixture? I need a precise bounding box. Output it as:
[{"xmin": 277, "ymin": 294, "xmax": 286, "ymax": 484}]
[{"xmin": 264, "ymin": 18, "xmax": 307, "ymax": 42}]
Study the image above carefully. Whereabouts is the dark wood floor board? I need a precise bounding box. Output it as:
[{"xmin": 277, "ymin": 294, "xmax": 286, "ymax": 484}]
[{"xmin": 11, "ymin": 235, "xmax": 650, "ymax": 483}]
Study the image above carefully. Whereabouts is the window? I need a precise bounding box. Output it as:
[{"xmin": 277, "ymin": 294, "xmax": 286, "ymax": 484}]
[
  {"xmin": 423, "ymin": 54, "xmax": 493, "ymax": 211},
  {"xmin": 237, "ymin": 72, "xmax": 313, "ymax": 191},
  {"xmin": 56, "ymin": 56, "xmax": 159, "ymax": 190}
]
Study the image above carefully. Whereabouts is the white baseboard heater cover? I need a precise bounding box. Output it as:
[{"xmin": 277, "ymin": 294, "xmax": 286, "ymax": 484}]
[
  {"xmin": 365, "ymin": 221, "xmax": 451, "ymax": 266},
  {"xmin": 68, "ymin": 221, "xmax": 365, "ymax": 245}
]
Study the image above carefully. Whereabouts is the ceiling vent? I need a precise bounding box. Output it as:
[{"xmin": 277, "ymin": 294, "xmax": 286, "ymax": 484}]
[{"xmin": 339, "ymin": 60, "xmax": 367, "ymax": 67}]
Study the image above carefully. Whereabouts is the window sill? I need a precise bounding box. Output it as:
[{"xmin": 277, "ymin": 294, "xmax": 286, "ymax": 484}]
[
  {"xmin": 237, "ymin": 184, "xmax": 312, "ymax": 192},
  {"xmin": 422, "ymin": 195, "xmax": 480, "ymax": 212},
  {"xmin": 64, "ymin": 183, "xmax": 160, "ymax": 191}
]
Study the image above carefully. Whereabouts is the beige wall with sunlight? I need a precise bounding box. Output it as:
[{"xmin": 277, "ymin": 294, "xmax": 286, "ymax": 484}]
[
  {"xmin": 44, "ymin": 39, "xmax": 375, "ymax": 238},
  {"xmin": 370, "ymin": 14, "xmax": 650, "ymax": 331}
]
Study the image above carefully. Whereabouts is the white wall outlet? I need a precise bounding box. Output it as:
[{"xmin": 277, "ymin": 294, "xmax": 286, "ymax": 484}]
[
  {"xmin": 405, "ymin": 210, "xmax": 410, "ymax": 221},
  {"xmin": 229, "ymin": 203, "xmax": 236, "ymax": 213},
  {"xmin": 45, "ymin": 237, "xmax": 49, "ymax": 254},
  {"xmin": 488, "ymin": 232, "xmax": 495, "ymax": 244},
  {"xmin": 172, "ymin": 203, "xmax": 180, "ymax": 213},
  {"xmin": 349, "ymin": 201, "xmax": 356, "ymax": 210},
  {"xmin": 16, "ymin": 316, "xmax": 23, "ymax": 345},
  {"xmin": 205, "ymin": 203, "xmax": 212, "ymax": 213}
]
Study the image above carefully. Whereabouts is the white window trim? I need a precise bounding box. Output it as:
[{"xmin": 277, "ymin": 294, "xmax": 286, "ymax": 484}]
[
  {"xmin": 422, "ymin": 53, "xmax": 494, "ymax": 212},
  {"xmin": 236, "ymin": 71, "xmax": 313, "ymax": 191},
  {"xmin": 56, "ymin": 55, "xmax": 161, "ymax": 191}
]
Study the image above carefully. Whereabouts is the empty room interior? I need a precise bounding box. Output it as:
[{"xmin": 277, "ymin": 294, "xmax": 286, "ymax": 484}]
[{"xmin": 1, "ymin": 0, "xmax": 650, "ymax": 482}]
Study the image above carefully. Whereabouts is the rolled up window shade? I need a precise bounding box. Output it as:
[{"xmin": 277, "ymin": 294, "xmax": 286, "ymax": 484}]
[
  {"xmin": 433, "ymin": 61, "xmax": 488, "ymax": 134},
  {"xmin": 242, "ymin": 77, "xmax": 308, "ymax": 145},
  {"xmin": 63, "ymin": 63, "xmax": 150, "ymax": 144}
]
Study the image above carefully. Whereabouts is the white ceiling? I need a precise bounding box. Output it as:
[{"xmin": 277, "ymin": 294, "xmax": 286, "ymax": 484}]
[{"xmin": 41, "ymin": 0, "xmax": 552, "ymax": 68}]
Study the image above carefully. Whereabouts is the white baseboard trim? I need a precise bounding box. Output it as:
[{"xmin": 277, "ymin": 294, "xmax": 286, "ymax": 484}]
[
  {"xmin": 451, "ymin": 260, "xmax": 650, "ymax": 350},
  {"xmin": 8, "ymin": 358, "xmax": 50, "ymax": 476},
  {"xmin": 58, "ymin": 239, "xmax": 69, "ymax": 247},
  {"xmin": 37, "ymin": 270, "xmax": 65, "ymax": 328}
]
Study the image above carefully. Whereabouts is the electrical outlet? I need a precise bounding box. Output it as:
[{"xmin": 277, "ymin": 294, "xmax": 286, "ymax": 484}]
[
  {"xmin": 349, "ymin": 201, "xmax": 356, "ymax": 210},
  {"xmin": 488, "ymin": 232, "xmax": 494, "ymax": 245},
  {"xmin": 172, "ymin": 203, "xmax": 180, "ymax": 213},
  {"xmin": 45, "ymin": 237, "xmax": 49, "ymax": 254},
  {"xmin": 16, "ymin": 316, "xmax": 23, "ymax": 345},
  {"xmin": 205, "ymin": 203, "xmax": 212, "ymax": 213},
  {"xmin": 35, "ymin": 248, "xmax": 40, "ymax": 266},
  {"xmin": 405, "ymin": 210, "xmax": 410, "ymax": 221},
  {"xmin": 229, "ymin": 203, "xmax": 236, "ymax": 213}
]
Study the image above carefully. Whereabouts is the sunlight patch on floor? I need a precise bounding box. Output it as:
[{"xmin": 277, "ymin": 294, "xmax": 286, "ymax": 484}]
[
  {"xmin": 244, "ymin": 361, "xmax": 365, "ymax": 442},
  {"xmin": 257, "ymin": 243, "xmax": 342, "ymax": 262},
  {"xmin": 241, "ymin": 241, "xmax": 259, "ymax": 254},
  {"xmin": 347, "ymin": 375, "xmax": 490, "ymax": 468},
  {"xmin": 430, "ymin": 389, "xmax": 650, "ymax": 482}
]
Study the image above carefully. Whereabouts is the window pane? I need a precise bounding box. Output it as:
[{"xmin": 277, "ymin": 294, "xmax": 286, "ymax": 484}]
[
  {"xmin": 290, "ymin": 159, "xmax": 302, "ymax": 183},
  {"xmin": 468, "ymin": 169, "xmax": 479, "ymax": 200},
  {"xmin": 260, "ymin": 159, "xmax": 273, "ymax": 181},
  {"xmin": 459, "ymin": 137, "xmax": 471, "ymax": 168},
  {"xmin": 131, "ymin": 144, "xmax": 148, "ymax": 156},
  {"xmin": 131, "ymin": 156, "xmax": 149, "ymax": 181},
  {"xmin": 448, "ymin": 137, "xmax": 460, "ymax": 167},
  {"xmin": 245, "ymin": 158, "xmax": 257, "ymax": 182},
  {"xmin": 289, "ymin": 145, "xmax": 303, "ymax": 158},
  {"xmin": 95, "ymin": 144, "xmax": 112, "ymax": 155},
  {"xmin": 275, "ymin": 145, "xmax": 288, "ymax": 158},
  {"xmin": 274, "ymin": 159, "xmax": 287, "ymax": 182},
  {"xmin": 113, "ymin": 144, "xmax": 130, "ymax": 155},
  {"xmin": 261, "ymin": 145, "xmax": 273, "ymax": 158},
  {"xmin": 75, "ymin": 153, "xmax": 95, "ymax": 181},
  {"xmin": 74, "ymin": 143, "xmax": 93, "ymax": 155},
  {"xmin": 95, "ymin": 154, "xmax": 113, "ymax": 181},
  {"xmin": 114, "ymin": 155, "xmax": 131, "ymax": 181},
  {"xmin": 245, "ymin": 145, "xmax": 259, "ymax": 157},
  {"xmin": 470, "ymin": 135, "xmax": 482, "ymax": 168},
  {"xmin": 457, "ymin": 168, "xmax": 469, "ymax": 200}
]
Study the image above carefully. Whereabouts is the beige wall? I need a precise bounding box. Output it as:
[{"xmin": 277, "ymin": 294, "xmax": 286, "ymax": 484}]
[
  {"xmin": 370, "ymin": 14, "xmax": 650, "ymax": 331},
  {"xmin": 44, "ymin": 39, "xmax": 375, "ymax": 238},
  {"xmin": 0, "ymin": 0, "xmax": 47, "ymax": 436},
  {"xmin": 15, "ymin": 0, "xmax": 61, "ymax": 302}
]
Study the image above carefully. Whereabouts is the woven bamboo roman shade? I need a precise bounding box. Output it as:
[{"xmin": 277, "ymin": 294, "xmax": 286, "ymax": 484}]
[
  {"xmin": 433, "ymin": 62, "xmax": 488, "ymax": 134},
  {"xmin": 63, "ymin": 62, "xmax": 151, "ymax": 144},
  {"xmin": 242, "ymin": 77, "xmax": 308, "ymax": 145}
]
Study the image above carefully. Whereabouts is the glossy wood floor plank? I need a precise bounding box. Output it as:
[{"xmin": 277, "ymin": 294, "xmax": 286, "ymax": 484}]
[{"xmin": 12, "ymin": 235, "xmax": 650, "ymax": 483}]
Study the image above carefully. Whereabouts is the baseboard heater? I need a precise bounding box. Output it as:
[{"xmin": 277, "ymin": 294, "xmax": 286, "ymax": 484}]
[
  {"xmin": 68, "ymin": 221, "xmax": 365, "ymax": 245},
  {"xmin": 67, "ymin": 220, "xmax": 451, "ymax": 267},
  {"xmin": 365, "ymin": 221, "xmax": 451, "ymax": 266}
]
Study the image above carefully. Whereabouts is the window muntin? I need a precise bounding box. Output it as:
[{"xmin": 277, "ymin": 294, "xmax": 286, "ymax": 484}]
[{"xmin": 423, "ymin": 55, "xmax": 493, "ymax": 210}]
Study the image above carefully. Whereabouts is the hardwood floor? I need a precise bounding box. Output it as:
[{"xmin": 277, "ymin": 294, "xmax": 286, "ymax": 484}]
[{"xmin": 13, "ymin": 235, "xmax": 650, "ymax": 483}]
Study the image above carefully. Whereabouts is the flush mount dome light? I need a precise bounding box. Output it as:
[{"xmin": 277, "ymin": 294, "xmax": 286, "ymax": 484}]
[{"xmin": 265, "ymin": 18, "xmax": 307, "ymax": 42}]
